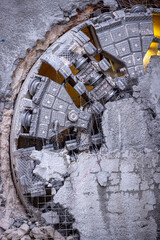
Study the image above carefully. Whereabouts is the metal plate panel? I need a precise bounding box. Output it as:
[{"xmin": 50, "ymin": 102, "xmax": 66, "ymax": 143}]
[
  {"xmin": 103, "ymin": 44, "xmax": 118, "ymax": 56},
  {"xmin": 37, "ymin": 124, "xmax": 48, "ymax": 138},
  {"xmin": 42, "ymin": 94, "xmax": 55, "ymax": 108},
  {"xmin": 115, "ymin": 40, "xmax": 131, "ymax": 57},
  {"xmin": 141, "ymin": 36, "xmax": 153, "ymax": 53},
  {"xmin": 39, "ymin": 107, "xmax": 51, "ymax": 124},
  {"xmin": 53, "ymin": 98, "xmax": 68, "ymax": 112},
  {"xmin": 129, "ymin": 37, "xmax": 141, "ymax": 52},
  {"xmin": 47, "ymin": 81, "xmax": 61, "ymax": 96},
  {"xmin": 139, "ymin": 22, "xmax": 153, "ymax": 36},
  {"xmin": 133, "ymin": 52, "xmax": 143, "ymax": 66},
  {"xmin": 110, "ymin": 25, "xmax": 127, "ymax": 42},
  {"xmin": 97, "ymin": 31, "xmax": 113, "ymax": 47},
  {"xmin": 122, "ymin": 55, "xmax": 134, "ymax": 67}
]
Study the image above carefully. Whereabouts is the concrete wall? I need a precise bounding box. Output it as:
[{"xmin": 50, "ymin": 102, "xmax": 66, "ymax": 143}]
[{"xmin": 0, "ymin": 1, "xmax": 160, "ymax": 240}]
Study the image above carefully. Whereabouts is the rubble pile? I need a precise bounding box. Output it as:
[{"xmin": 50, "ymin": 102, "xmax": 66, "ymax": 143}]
[{"xmin": 0, "ymin": 220, "xmax": 75, "ymax": 240}]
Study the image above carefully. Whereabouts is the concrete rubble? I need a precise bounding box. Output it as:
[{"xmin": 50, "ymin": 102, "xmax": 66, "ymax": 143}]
[
  {"xmin": 0, "ymin": 223, "xmax": 67, "ymax": 240},
  {"xmin": 31, "ymin": 150, "xmax": 68, "ymax": 182},
  {"xmin": 41, "ymin": 211, "xmax": 60, "ymax": 225}
]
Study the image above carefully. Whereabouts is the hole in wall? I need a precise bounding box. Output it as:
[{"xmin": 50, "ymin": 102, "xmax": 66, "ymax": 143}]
[{"xmin": 9, "ymin": 5, "xmax": 160, "ymax": 239}]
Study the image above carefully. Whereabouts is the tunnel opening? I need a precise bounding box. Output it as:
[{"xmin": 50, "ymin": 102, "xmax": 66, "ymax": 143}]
[{"xmin": 9, "ymin": 4, "xmax": 160, "ymax": 240}]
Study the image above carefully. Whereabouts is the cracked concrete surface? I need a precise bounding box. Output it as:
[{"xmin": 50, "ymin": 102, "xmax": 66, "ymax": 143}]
[
  {"xmin": 53, "ymin": 57, "xmax": 160, "ymax": 239},
  {"xmin": 0, "ymin": 1, "xmax": 160, "ymax": 240},
  {"xmin": 54, "ymin": 149, "xmax": 159, "ymax": 240},
  {"xmin": 31, "ymin": 150, "xmax": 68, "ymax": 182},
  {"xmin": 102, "ymin": 98, "xmax": 153, "ymax": 152}
]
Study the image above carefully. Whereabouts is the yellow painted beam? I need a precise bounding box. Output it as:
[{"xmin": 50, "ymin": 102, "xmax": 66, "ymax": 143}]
[
  {"xmin": 143, "ymin": 13, "xmax": 160, "ymax": 70},
  {"xmin": 153, "ymin": 13, "xmax": 160, "ymax": 38},
  {"xmin": 143, "ymin": 42, "xmax": 159, "ymax": 70}
]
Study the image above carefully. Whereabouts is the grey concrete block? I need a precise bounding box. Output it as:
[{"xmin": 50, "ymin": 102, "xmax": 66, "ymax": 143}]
[
  {"xmin": 41, "ymin": 211, "xmax": 59, "ymax": 225},
  {"xmin": 102, "ymin": 98, "xmax": 152, "ymax": 151}
]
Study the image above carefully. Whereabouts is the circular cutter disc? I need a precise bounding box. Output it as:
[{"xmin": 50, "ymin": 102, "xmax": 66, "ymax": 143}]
[{"xmin": 10, "ymin": 6, "xmax": 158, "ymax": 238}]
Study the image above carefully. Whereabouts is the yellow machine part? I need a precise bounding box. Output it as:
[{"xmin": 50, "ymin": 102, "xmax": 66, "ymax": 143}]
[
  {"xmin": 153, "ymin": 13, "xmax": 160, "ymax": 38},
  {"xmin": 143, "ymin": 13, "xmax": 160, "ymax": 70}
]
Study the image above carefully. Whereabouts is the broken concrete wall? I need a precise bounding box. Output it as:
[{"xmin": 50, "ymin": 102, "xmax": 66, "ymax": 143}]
[
  {"xmin": 28, "ymin": 56, "xmax": 160, "ymax": 240},
  {"xmin": 52, "ymin": 57, "xmax": 160, "ymax": 238},
  {"xmin": 54, "ymin": 150, "xmax": 159, "ymax": 240},
  {"xmin": 0, "ymin": 0, "xmax": 118, "ymax": 237},
  {"xmin": 0, "ymin": 1, "xmax": 160, "ymax": 240},
  {"xmin": 0, "ymin": 0, "xmax": 104, "ymax": 234}
]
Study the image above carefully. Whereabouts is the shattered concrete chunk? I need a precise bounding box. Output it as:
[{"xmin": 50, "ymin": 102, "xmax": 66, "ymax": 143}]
[
  {"xmin": 32, "ymin": 150, "xmax": 67, "ymax": 181},
  {"xmin": 41, "ymin": 211, "xmax": 59, "ymax": 225},
  {"xmin": 19, "ymin": 223, "xmax": 30, "ymax": 234},
  {"xmin": 135, "ymin": 56, "xmax": 160, "ymax": 149},
  {"xmin": 51, "ymin": 187, "xmax": 57, "ymax": 195},
  {"xmin": 7, "ymin": 226, "xmax": 28, "ymax": 240},
  {"xmin": 54, "ymin": 230, "xmax": 65, "ymax": 240},
  {"xmin": 120, "ymin": 172, "xmax": 141, "ymax": 191},
  {"xmin": 30, "ymin": 227, "xmax": 46, "ymax": 239},
  {"xmin": 153, "ymin": 173, "xmax": 160, "ymax": 184},
  {"xmin": 39, "ymin": 226, "xmax": 54, "ymax": 238},
  {"xmin": 67, "ymin": 236, "xmax": 74, "ymax": 240},
  {"xmin": 21, "ymin": 235, "xmax": 31, "ymax": 240},
  {"xmin": 99, "ymin": 153, "xmax": 120, "ymax": 172}
]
